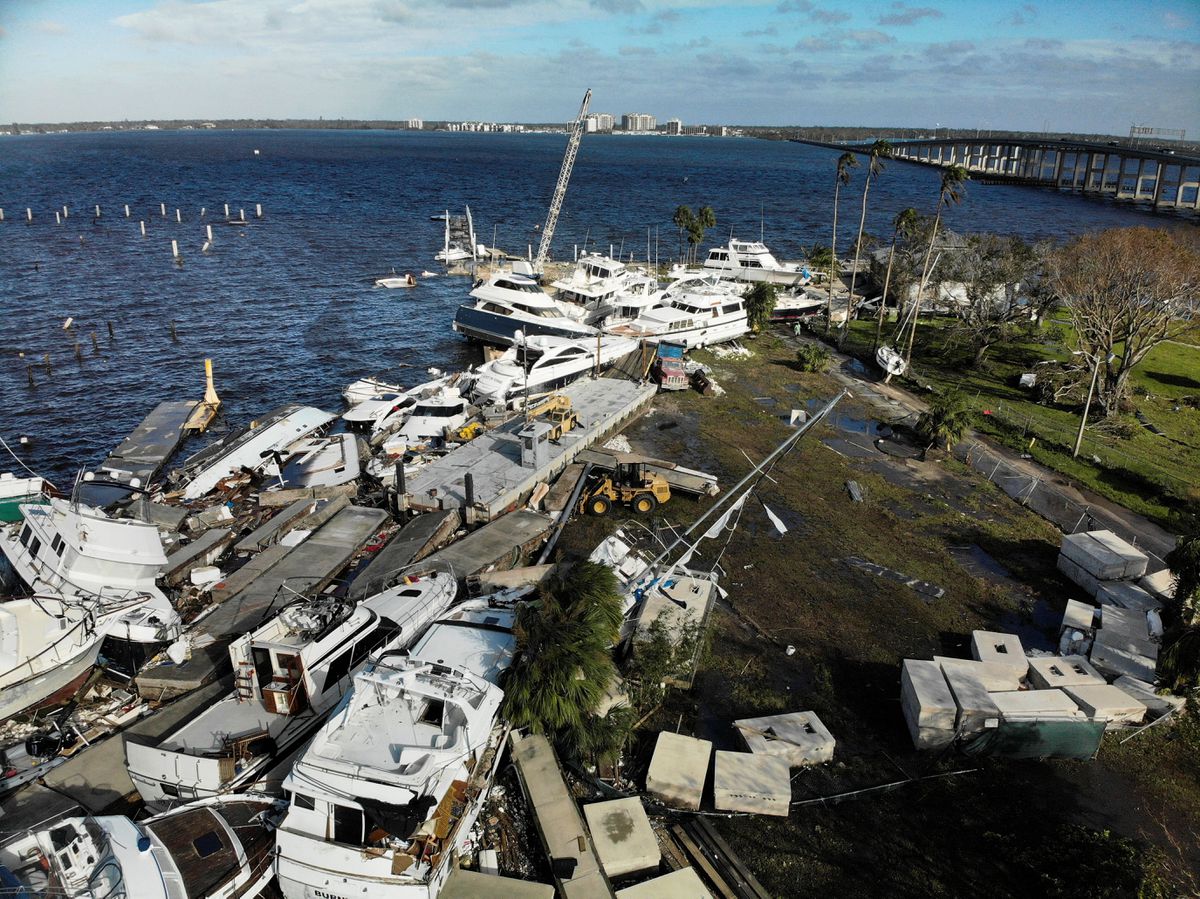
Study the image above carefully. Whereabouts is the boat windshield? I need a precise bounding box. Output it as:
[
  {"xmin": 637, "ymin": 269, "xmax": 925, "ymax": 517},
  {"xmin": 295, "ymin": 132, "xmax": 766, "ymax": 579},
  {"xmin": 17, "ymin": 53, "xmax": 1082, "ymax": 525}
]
[
  {"xmin": 495, "ymin": 279, "xmax": 542, "ymax": 294},
  {"xmin": 414, "ymin": 403, "xmax": 463, "ymax": 417},
  {"xmin": 513, "ymin": 303, "xmax": 560, "ymax": 318}
]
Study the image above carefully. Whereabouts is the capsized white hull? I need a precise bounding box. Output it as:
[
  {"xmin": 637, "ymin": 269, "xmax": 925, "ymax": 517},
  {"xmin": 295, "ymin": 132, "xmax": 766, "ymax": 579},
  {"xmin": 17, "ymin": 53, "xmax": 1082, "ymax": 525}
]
[{"xmin": 0, "ymin": 629, "xmax": 100, "ymax": 721}]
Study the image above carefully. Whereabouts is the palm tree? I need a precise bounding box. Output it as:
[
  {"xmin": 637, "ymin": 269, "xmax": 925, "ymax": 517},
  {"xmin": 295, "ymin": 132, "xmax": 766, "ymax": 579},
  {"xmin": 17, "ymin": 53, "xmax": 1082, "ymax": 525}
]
[
  {"xmin": 826, "ymin": 152, "xmax": 858, "ymax": 334},
  {"xmin": 916, "ymin": 389, "xmax": 974, "ymax": 460},
  {"xmin": 502, "ymin": 562, "xmax": 623, "ymax": 739},
  {"xmin": 841, "ymin": 140, "xmax": 891, "ymax": 350},
  {"xmin": 874, "ymin": 207, "xmax": 920, "ymax": 352},
  {"xmin": 744, "ymin": 282, "xmax": 778, "ymax": 332},
  {"xmin": 1164, "ymin": 533, "xmax": 1200, "ymax": 626},
  {"xmin": 693, "ymin": 206, "xmax": 717, "ymax": 264},
  {"xmin": 904, "ymin": 164, "xmax": 968, "ymax": 364},
  {"xmin": 672, "ymin": 206, "xmax": 694, "ymax": 265}
]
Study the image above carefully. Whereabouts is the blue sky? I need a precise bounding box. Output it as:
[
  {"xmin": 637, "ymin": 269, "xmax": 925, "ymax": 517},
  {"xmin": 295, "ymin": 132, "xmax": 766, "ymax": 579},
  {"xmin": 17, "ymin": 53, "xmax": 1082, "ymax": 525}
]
[{"xmin": 0, "ymin": 0, "xmax": 1197, "ymax": 134}]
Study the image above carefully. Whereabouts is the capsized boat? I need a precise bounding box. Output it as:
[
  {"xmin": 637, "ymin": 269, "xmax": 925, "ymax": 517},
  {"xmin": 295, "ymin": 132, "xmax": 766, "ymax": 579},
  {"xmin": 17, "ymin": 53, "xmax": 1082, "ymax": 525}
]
[
  {"xmin": 465, "ymin": 334, "xmax": 638, "ymax": 406},
  {"xmin": 0, "ymin": 796, "xmax": 280, "ymax": 899},
  {"xmin": 274, "ymin": 595, "xmax": 519, "ymax": 899},
  {"xmin": 125, "ymin": 571, "xmax": 458, "ymax": 809},
  {"xmin": 269, "ymin": 433, "xmax": 361, "ymax": 491}
]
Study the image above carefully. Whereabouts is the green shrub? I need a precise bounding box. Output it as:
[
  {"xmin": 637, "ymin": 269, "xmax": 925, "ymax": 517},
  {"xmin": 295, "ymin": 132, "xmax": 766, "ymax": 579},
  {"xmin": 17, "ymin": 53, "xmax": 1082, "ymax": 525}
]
[{"xmin": 795, "ymin": 344, "xmax": 831, "ymax": 372}]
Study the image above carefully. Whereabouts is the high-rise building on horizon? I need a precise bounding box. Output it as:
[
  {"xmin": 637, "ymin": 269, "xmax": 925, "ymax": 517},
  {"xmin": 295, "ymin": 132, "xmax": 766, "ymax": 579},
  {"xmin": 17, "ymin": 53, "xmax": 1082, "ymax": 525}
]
[
  {"xmin": 407, "ymin": 118, "xmax": 423, "ymax": 129},
  {"xmin": 621, "ymin": 113, "xmax": 656, "ymax": 132},
  {"xmin": 666, "ymin": 118, "xmax": 682, "ymax": 135},
  {"xmin": 585, "ymin": 113, "xmax": 615, "ymax": 133}
]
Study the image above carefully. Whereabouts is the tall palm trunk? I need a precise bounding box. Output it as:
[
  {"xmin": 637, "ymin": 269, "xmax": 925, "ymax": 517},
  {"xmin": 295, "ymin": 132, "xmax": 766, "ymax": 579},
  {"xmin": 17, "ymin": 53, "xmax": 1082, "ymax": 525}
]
[
  {"xmin": 840, "ymin": 176, "xmax": 873, "ymax": 350},
  {"xmin": 826, "ymin": 183, "xmax": 842, "ymax": 335},
  {"xmin": 873, "ymin": 233, "xmax": 898, "ymax": 353}
]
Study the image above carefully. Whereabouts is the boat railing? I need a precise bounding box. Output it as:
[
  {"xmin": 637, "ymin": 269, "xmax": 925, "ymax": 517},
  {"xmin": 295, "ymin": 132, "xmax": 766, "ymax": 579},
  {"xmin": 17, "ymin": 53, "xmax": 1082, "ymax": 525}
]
[{"xmin": 2, "ymin": 601, "xmax": 95, "ymax": 680}]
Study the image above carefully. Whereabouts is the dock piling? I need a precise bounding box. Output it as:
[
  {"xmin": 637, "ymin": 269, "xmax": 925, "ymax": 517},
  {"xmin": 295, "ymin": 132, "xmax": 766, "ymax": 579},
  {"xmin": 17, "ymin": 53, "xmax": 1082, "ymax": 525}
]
[
  {"xmin": 0, "ymin": 208, "xmax": 5, "ymax": 221},
  {"xmin": 239, "ymin": 208, "xmax": 245, "ymax": 221},
  {"xmin": 107, "ymin": 321, "xmax": 115, "ymax": 339},
  {"xmin": 55, "ymin": 211, "xmax": 61, "ymax": 225},
  {"xmin": 171, "ymin": 239, "xmax": 179, "ymax": 260},
  {"xmin": 26, "ymin": 366, "xmax": 35, "ymax": 387},
  {"xmin": 95, "ymin": 205, "xmax": 101, "ymax": 218},
  {"xmin": 160, "ymin": 203, "xmax": 166, "ymax": 217},
  {"xmin": 90, "ymin": 331, "xmax": 100, "ymax": 352},
  {"xmin": 125, "ymin": 204, "xmax": 131, "ymax": 218},
  {"xmin": 74, "ymin": 342, "xmax": 83, "ymax": 362},
  {"xmin": 26, "ymin": 208, "xmax": 32, "ymax": 222},
  {"xmin": 176, "ymin": 209, "xmax": 181, "ymax": 223},
  {"xmin": 62, "ymin": 206, "xmax": 69, "ymax": 219},
  {"xmin": 255, "ymin": 203, "xmax": 262, "ymax": 218},
  {"xmin": 224, "ymin": 203, "xmax": 230, "ymax": 218},
  {"xmin": 140, "ymin": 221, "xmax": 146, "ymax": 237},
  {"xmin": 169, "ymin": 320, "xmax": 178, "ymax": 342},
  {"xmin": 206, "ymin": 224, "xmax": 213, "ymax": 243}
]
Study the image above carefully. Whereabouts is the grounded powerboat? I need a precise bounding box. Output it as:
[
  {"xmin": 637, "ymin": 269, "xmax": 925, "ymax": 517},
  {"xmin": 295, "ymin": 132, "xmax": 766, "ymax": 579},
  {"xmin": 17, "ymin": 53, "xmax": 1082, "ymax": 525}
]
[
  {"xmin": 452, "ymin": 272, "xmax": 595, "ymax": 347},
  {"xmin": 344, "ymin": 375, "xmax": 404, "ymax": 407},
  {"xmin": 703, "ymin": 238, "xmax": 812, "ymax": 286},
  {"xmin": 126, "ymin": 571, "xmax": 457, "ymax": 809},
  {"xmin": 606, "ymin": 274, "xmax": 749, "ymax": 348},
  {"xmin": 551, "ymin": 253, "xmax": 633, "ymax": 322},
  {"xmin": 395, "ymin": 387, "xmax": 472, "ymax": 450},
  {"xmin": 465, "ymin": 334, "xmax": 639, "ymax": 406},
  {"xmin": 0, "ymin": 473, "xmax": 49, "ymax": 523},
  {"xmin": 270, "ymin": 432, "xmax": 361, "ymax": 490},
  {"xmin": 0, "ymin": 796, "xmax": 280, "ymax": 899},
  {"xmin": 274, "ymin": 595, "xmax": 519, "ymax": 899}
]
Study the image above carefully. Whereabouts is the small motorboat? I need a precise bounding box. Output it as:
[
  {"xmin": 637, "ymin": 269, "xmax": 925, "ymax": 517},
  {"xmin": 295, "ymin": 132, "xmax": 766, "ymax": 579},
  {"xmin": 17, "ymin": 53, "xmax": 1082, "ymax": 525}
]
[
  {"xmin": 375, "ymin": 272, "xmax": 419, "ymax": 289},
  {"xmin": 343, "ymin": 375, "xmax": 404, "ymax": 406},
  {"xmin": 876, "ymin": 344, "xmax": 907, "ymax": 378}
]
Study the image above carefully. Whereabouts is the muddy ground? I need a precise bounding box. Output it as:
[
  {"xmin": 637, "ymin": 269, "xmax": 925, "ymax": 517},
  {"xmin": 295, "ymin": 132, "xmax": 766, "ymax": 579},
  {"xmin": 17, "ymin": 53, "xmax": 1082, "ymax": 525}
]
[{"xmin": 556, "ymin": 333, "xmax": 1199, "ymax": 898}]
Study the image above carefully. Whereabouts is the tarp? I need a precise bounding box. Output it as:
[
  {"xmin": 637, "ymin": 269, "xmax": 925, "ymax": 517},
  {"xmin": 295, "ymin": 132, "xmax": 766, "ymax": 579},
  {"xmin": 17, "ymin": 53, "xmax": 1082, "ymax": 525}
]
[{"xmin": 959, "ymin": 719, "xmax": 1106, "ymax": 760}]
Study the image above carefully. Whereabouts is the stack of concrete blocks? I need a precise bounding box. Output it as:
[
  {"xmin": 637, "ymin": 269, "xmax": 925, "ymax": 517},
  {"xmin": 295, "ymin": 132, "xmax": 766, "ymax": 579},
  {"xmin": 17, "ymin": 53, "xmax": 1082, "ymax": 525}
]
[
  {"xmin": 988, "ymin": 688, "xmax": 1086, "ymax": 720},
  {"xmin": 711, "ymin": 750, "xmax": 791, "ymax": 817},
  {"xmin": 733, "ymin": 711, "xmax": 836, "ymax": 766},
  {"xmin": 1089, "ymin": 605, "xmax": 1159, "ymax": 683},
  {"xmin": 1058, "ymin": 530, "xmax": 1152, "ymax": 602},
  {"xmin": 646, "ymin": 732, "xmax": 711, "ymax": 811},
  {"xmin": 971, "ymin": 631, "xmax": 1030, "ymax": 680},
  {"xmin": 582, "ymin": 798, "xmax": 660, "ymax": 880},
  {"xmin": 1026, "ymin": 655, "xmax": 1106, "ymax": 691},
  {"xmin": 939, "ymin": 663, "xmax": 1001, "ymax": 737},
  {"xmin": 1111, "ymin": 676, "xmax": 1185, "ymax": 721},
  {"xmin": 615, "ymin": 867, "xmax": 712, "ymax": 898},
  {"xmin": 901, "ymin": 659, "xmax": 958, "ymax": 749},
  {"xmin": 1060, "ymin": 685, "xmax": 1147, "ymax": 728}
]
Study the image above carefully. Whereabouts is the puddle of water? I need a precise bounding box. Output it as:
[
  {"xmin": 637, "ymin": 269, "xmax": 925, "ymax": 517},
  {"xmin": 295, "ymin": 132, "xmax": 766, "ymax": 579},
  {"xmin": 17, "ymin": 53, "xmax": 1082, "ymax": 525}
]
[
  {"xmin": 958, "ymin": 544, "xmax": 1012, "ymax": 579},
  {"xmin": 998, "ymin": 598, "xmax": 1059, "ymax": 652},
  {"xmin": 844, "ymin": 358, "xmax": 870, "ymax": 378},
  {"xmin": 804, "ymin": 398, "xmax": 885, "ymax": 436}
]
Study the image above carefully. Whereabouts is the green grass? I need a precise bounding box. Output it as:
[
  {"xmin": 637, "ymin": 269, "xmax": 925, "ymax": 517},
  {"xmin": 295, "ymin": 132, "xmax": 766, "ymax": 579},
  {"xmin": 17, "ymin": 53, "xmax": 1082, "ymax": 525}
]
[{"xmin": 833, "ymin": 316, "xmax": 1200, "ymax": 528}]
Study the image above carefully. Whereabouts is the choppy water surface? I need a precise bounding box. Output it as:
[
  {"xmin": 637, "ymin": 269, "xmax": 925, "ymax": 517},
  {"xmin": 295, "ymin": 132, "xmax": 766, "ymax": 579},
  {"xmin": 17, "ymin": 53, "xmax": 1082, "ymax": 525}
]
[{"xmin": 0, "ymin": 130, "xmax": 1168, "ymax": 483}]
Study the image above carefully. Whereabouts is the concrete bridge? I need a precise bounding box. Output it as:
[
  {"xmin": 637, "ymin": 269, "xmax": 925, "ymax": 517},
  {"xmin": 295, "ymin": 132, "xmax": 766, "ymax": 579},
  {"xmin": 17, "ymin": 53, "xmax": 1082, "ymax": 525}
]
[{"xmin": 791, "ymin": 137, "xmax": 1200, "ymax": 216}]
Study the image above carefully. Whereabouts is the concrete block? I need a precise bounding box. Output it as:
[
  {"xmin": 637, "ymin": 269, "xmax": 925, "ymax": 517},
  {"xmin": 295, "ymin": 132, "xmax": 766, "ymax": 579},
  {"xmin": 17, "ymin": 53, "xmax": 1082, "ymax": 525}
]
[
  {"xmin": 1138, "ymin": 567, "xmax": 1176, "ymax": 600},
  {"xmin": 940, "ymin": 666, "xmax": 1001, "ymax": 735},
  {"xmin": 1096, "ymin": 580, "xmax": 1161, "ymax": 613},
  {"xmin": 1061, "ymin": 530, "xmax": 1147, "ymax": 579},
  {"xmin": 582, "ymin": 798, "xmax": 659, "ymax": 879},
  {"xmin": 901, "ymin": 659, "xmax": 957, "ymax": 749},
  {"xmin": 970, "ymin": 631, "xmax": 1028, "ymax": 677},
  {"xmin": 1095, "ymin": 620, "xmax": 1159, "ymax": 661},
  {"xmin": 646, "ymin": 732, "xmax": 711, "ymax": 811},
  {"xmin": 990, "ymin": 689, "xmax": 1084, "ymax": 720},
  {"xmin": 1061, "ymin": 599, "xmax": 1097, "ymax": 633},
  {"xmin": 1063, "ymin": 684, "xmax": 1147, "ymax": 728},
  {"xmin": 233, "ymin": 498, "xmax": 314, "ymax": 554},
  {"xmin": 1090, "ymin": 637, "xmax": 1156, "ymax": 683},
  {"xmin": 933, "ymin": 657, "xmax": 1023, "ymax": 692},
  {"xmin": 616, "ymin": 867, "xmax": 712, "ymax": 899},
  {"xmin": 1026, "ymin": 655, "xmax": 1107, "ymax": 690},
  {"xmin": 1112, "ymin": 676, "xmax": 1186, "ymax": 720},
  {"xmin": 712, "ymin": 751, "xmax": 791, "ymax": 817},
  {"xmin": 733, "ymin": 711, "xmax": 835, "ymax": 766},
  {"xmin": 1057, "ymin": 554, "xmax": 1101, "ymax": 597}
]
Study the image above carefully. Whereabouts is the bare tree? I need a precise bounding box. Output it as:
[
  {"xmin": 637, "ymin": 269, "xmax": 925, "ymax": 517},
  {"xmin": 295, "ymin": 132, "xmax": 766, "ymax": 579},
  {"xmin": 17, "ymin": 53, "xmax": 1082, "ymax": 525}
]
[
  {"xmin": 904, "ymin": 164, "xmax": 968, "ymax": 364},
  {"xmin": 1046, "ymin": 226, "xmax": 1199, "ymax": 417},
  {"xmin": 826, "ymin": 151, "xmax": 858, "ymax": 334},
  {"xmin": 842, "ymin": 139, "xmax": 891, "ymax": 349},
  {"xmin": 945, "ymin": 234, "xmax": 1040, "ymax": 367}
]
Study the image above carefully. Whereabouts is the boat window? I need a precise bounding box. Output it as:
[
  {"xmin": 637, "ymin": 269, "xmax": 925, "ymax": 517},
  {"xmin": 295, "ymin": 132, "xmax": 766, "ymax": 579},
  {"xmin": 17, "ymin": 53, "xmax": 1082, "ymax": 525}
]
[
  {"xmin": 294, "ymin": 793, "xmax": 316, "ymax": 811},
  {"xmin": 332, "ymin": 804, "xmax": 365, "ymax": 847},
  {"xmin": 746, "ymin": 260, "xmax": 762, "ymax": 267},
  {"xmin": 51, "ymin": 534, "xmax": 64, "ymax": 556},
  {"xmin": 415, "ymin": 404, "xmax": 464, "ymax": 417},
  {"xmin": 27, "ymin": 536, "xmax": 42, "ymax": 558},
  {"xmin": 160, "ymin": 783, "xmax": 179, "ymax": 798},
  {"xmin": 723, "ymin": 303, "xmax": 742, "ymax": 315},
  {"xmin": 323, "ymin": 649, "xmax": 353, "ymax": 692},
  {"xmin": 480, "ymin": 302, "xmax": 512, "ymax": 315},
  {"xmin": 192, "ymin": 831, "xmax": 225, "ymax": 859},
  {"xmin": 496, "ymin": 279, "xmax": 540, "ymax": 293},
  {"xmin": 419, "ymin": 698, "xmax": 446, "ymax": 726},
  {"xmin": 351, "ymin": 627, "xmax": 393, "ymax": 668},
  {"xmin": 17, "ymin": 525, "xmax": 31, "ymax": 548},
  {"xmin": 513, "ymin": 303, "xmax": 556, "ymax": 318}
]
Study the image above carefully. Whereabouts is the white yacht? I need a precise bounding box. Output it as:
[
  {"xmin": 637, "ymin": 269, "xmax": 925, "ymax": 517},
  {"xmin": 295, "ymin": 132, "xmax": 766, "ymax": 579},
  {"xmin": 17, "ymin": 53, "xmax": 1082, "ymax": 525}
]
[
  {"xmin": 465, "ymin": 334, "xmax": 638, "ymax": 406},
  {"xmin": 0, "ymin": 498, "xmax": 182, "ymax": 712},
  {"xmin": 606, "ymin": 274, "xmax": 749, "ymax": 348},
  {"xmin": 344, "ymin": 375, "xmax": 404, "ymax": 407},
  {"xmin": 0, "ymin": 796, "xmax": 279, "ymax": 899},
  {"xmin": 452, "ymin": 272, "xmax": 595, "ymax": 347},
  {"xmin": 395, "ymin": 387, "xmax": 472, "ymax": 450},
  {"xmin": 173, "ymin": 405, "xmax": 336, "ymax": 501},
  {"xmin": 594, "ymin": 271, "xmax": 671, "ymax": 327},
  {"xmin": 434, "ymin": 207, "xmax": 477, "ymax": 264},
  {"xmin": 274, "ymin": 596, "xmax": 519, "ymax": 899},
  {"xmin": 0, "ymin": 472, "xmax": 48, "ymax": 524},
  {"xmin": 551, "ymin": 253, "xmax": 633, "ymax": 321},
  {"xmin": 703, "ymin": 238, "xmax": 812, "ymax": 286},
  {"xmin": 125, "ymin": 571, "xmax": 458, "ymax": 809},
  {"xmin": 270, "ymin": 433, "xmax": 361, "ymax": 491}
]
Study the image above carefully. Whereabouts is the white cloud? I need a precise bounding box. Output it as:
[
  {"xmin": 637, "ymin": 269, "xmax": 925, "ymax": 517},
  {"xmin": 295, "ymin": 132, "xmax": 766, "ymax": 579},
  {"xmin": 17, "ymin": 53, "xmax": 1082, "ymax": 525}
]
[{"xmin": 35, "ymin": 21, "xmax": 69, "ymax": 35}]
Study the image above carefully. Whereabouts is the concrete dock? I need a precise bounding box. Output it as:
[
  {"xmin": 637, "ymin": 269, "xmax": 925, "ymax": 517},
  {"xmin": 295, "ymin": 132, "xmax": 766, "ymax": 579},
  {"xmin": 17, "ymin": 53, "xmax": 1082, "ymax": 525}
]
[
  {"xmin": 100, "ymin": 400, "xmax": 200, "ymax": 484},
  {"xmin": 404, "ymin": 378, "xmax": 657, "ymax": 520},
  {"xmin": 136, "ymin": 503, "xmax": 388, "ymax": 698},
  {"xmin": 511, "ymin": 732, "xmax": 615, "ymax": 899},
  {"xmin": 421, "ymin": 511, "xmax": 554, "ymax": 585},
  {"xmin": 350, "ymin": 509, "xmax": 460, "ymax": 599}
]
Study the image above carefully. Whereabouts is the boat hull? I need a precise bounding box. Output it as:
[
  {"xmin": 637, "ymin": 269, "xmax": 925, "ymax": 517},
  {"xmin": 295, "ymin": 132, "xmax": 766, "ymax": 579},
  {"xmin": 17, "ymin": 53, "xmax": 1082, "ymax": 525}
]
[
  {"xmin": 0, "ymin": 637, "xmax": 100, "ymax": 722},
  {"xmin": 452, "ymin": 305, "xmax": 595, "ymax": 348}
]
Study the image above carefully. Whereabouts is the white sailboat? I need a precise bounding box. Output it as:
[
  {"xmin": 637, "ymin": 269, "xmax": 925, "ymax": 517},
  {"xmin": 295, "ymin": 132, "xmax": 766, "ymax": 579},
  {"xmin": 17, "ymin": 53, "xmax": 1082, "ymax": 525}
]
[
  {"xmin": 126, "ymin": 571, "xmax": 458, "ymax": 809},
  {"xmin": 274, "ymin": 595, "xmax": 520, "ymax": 899}
]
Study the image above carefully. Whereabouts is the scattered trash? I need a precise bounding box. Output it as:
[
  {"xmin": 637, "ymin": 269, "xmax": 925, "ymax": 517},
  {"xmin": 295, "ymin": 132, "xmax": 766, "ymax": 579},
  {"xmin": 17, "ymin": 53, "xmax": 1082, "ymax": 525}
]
[
  {"xmin": 846, "ymin": 556, "xmax": 945, "ymax": 600},
  {"xmin": 708, "ymin": 343, "xmax": 753, "ymax": 360},
  {"xmin": 603, "ymin": 434, "xmax": 633, "ymax": 453},
  {"xmin": 845, "ymin": 480, "xmax": 864, "ymax": 503},
  {"xmin": 785, "ymin": 644, "xmax": 796, "ymax": 656}
]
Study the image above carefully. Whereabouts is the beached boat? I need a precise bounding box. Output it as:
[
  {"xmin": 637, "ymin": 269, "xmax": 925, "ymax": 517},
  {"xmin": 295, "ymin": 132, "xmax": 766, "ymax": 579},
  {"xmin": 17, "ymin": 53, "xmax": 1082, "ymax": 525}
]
[
  {"xmin": 703, "ymin": 238, "xmax": 812, "ymax": 286},
  {"xmin": 394, "ymin": 386, "xmax": 473, "ymax": 450},
  {"xmin": 0, "ymin": 473, "xmax": 48, "ymax": 523},
  {"xmin": 605, "ymin": 274, "xmax": 749, "ymax": 348},
  {"xmin": 465, "ymin": 334, "xmax": 638, "ymax": 406},
  {"xmin": 452, "ymin": 272, "xmax": 595, "ymax": 347},
  {"xmin": 876, "ymin": 344, "xmax": 907, "ymax": 378},
  {"xmin": 173, "ymin": 405, "xmax": 336, "ymax": 501},
  {"xmin": 0, "ymin": 796, "xmax": 280, "ymax": 899},
  {"xmin": 274, "ymin": 596, "xmax": 519, "ymax": 899},
  {"xmin": 0, "ymin": 497, "xmax": 182, "ymax": 708},
  {"xmin": 125, "ymin": 571, "xmax": 457, "ymax": 809},
  {"xmin": 344, "ymin": 375, "xmax": 404, "ymax": 407},
  {"xmin": 269, "ymin": 433, "xmax": 361, "ymax": 490},
  {"xmin": 551, "ymin": 252, "xmax": 633, "ymax": 321}
]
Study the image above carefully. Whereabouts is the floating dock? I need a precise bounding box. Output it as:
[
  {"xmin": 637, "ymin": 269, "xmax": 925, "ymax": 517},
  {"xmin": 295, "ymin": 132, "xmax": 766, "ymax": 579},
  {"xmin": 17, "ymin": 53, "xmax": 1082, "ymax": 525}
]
[
  {"xmin": 404, "ymin": 377, "xmax": 657, "ymax": 521},
  {"xmin": 137, "ymin": 503, "xmax": 388, "ymax": 698},
  {"xmin": 100, "ymin": 400, "xmax": 200, "ymax": 484}
]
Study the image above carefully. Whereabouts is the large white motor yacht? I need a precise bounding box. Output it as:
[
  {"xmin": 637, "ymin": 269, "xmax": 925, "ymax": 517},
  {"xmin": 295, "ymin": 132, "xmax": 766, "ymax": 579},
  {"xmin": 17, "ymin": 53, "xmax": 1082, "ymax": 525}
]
[
  {"xmin": 274, "ymin": 596, "xmax": 518, "ymax": 899},
  {"xmin": 702, "ymin": 238, "xmax": 812, "ymax": 286},
  {"xmin": 395, "ymin": 387, "xmax": 472, "ymax": 450},
  {"xmin": 551, "ymin": 253, "xmax": 634, "ymax": 322},
  {"xmin": 126, "ymin": 571, "xmax": 458, "ymax": 809},
  {"xmin": 606, "ymin": 273, "xmax": 749, "ymax": 348},
  {"xmin": 452, "ymin": 272, "xmax": 595, "ymax": 347},
  {"xmin": 465, "ymin": 334, "xmax": 638, "ymax": 406}
]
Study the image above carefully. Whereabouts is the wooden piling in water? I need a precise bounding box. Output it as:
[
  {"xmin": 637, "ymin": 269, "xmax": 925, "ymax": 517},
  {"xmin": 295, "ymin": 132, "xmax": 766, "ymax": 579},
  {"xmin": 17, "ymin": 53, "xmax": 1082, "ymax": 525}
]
[
  {"xmin": 125, "ymin": 204, "xmax": 131, "ymax": 218},
  {"xmin": 95, "ymin": 205, "xmax": 101, "ymax": 218},
  {"xmin": 26, "ymin": 208, "xmax": 32, "ymax": 222},
  {"xmin": 176, "ymin": 209, "xmax": 181, "ymax": 223},
  {"xmin": 62, "ymin": 206, "xmax": 69, "ymax": 219},
  {"xmin": 74, "ymin": 342, "xmax": 83, "ymax": 361},
  {"xmin": 255, "ymin": 203, "xmax": 262, "ymax": 218},
  {"xmin": 160, "ymin": 202, "xmax": 166, "ymax": 217},
  {"xmin": 224, "ymin": 203, "xmax": 230, "ymax": 218},
  {"xmin": 107, "ymin": 321, "xmax": 115, "ymax": 339},
  {"xmin": 90, "ymin": 331, "xmax": 100, "ymax": 352},
  {"xmin": 169, "ymin": 321, "xmax": 178, "ymax": 342},
  {"xmin": 140, "ymin": 221, "xmax": 146, "ymax": 237},
  {"xmin": 171, "ymin": 239, "xmax": 179, "ymax": 259},
  {"xmin": 55, "ymin": 211, "xmax": 61, "ymax": 225}
]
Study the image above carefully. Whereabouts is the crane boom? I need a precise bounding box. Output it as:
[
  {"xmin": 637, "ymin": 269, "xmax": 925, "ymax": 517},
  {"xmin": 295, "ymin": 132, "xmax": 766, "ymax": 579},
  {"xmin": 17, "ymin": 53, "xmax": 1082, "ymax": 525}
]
[{"xmin": 533, "ymin": 89, "xmax": 591, "ymax": 276}]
